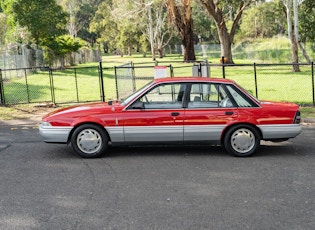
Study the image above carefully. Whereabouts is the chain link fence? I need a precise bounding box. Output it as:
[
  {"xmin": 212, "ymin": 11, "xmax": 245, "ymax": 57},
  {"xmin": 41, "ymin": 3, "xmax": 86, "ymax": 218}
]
[
  {"xmin": 0, "ymin": 66, "xmax": 102, "ymax": 105},
  {"xmin": 208, "ymin": 63, "xmax": 314, "ymax": 105},
  {"xmin": 1, "ymin": 61, "xmax": 314, "ymax": 106}
]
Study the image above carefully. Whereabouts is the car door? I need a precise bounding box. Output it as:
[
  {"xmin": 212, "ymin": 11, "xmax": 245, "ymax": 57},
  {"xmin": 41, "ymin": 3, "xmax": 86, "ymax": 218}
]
[
  {"xmin": 184, "ymin": 82, "xmax": 239, "ymax": 141},
  {"xmin": 123, "ymin": 83, "xmax": 187, "ymax": 142}
]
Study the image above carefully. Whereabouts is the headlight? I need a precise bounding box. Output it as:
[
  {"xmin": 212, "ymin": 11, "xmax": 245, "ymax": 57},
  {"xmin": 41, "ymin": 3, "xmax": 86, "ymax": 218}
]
[{"xmin": 41, "ymin": 121, "xmax": 52, "ymax": 127}]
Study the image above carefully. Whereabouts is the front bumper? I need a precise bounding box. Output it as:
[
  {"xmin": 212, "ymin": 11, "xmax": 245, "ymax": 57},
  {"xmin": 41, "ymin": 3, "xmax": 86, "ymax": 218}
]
[{"xmin": 39, "ymin": 124, "xmax": 73, "ymax": 143}]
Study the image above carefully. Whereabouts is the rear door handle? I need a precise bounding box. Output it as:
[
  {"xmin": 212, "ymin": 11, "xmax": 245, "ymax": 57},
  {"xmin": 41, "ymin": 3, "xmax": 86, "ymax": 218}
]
[
  {"xmin": 171, "ymin": 112, "xmax": 180, "ymax": 116},
  {"xmin": 225, "ymin": 111, "xmax": 233, "ymax": 115}
]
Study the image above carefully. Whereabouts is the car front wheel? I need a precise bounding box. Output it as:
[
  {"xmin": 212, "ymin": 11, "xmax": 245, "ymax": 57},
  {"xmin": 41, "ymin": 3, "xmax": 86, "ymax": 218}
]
[
  {"xmin": 71, "ymin": 124, "xmax": 108, "ymax": 158},
  {"xmin": 224, "ymin": 125, "xmax": 260, "ymax": 157}
]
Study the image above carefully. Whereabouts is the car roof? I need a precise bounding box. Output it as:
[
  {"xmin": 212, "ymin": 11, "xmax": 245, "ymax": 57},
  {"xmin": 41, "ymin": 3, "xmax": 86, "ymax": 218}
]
[{"xmin": 153, "ymin": 77, "xmax": 234, "ymax": 84}]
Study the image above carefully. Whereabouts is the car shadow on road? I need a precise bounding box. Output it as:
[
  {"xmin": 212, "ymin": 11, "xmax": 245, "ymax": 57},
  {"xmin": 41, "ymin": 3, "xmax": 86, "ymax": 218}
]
[
  {"xmin": 255, "ymin": 141, "xmax": 307, "ymax": 157},
  {"xmin": 105, "ymin": 144, "xmax": 229, "ymax": 158},
  {"xmin": 44, "ymin": 142, "xmax": 307, "ymax": 159}
]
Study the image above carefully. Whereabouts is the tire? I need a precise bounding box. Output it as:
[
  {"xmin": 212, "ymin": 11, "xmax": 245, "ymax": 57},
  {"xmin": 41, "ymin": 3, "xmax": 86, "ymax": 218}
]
[
  {"xmin": 71, "ymin": 124, "xmax": 108, "ymax": 158},
  {"xmin": 224, "ymin": 125, "xmax": 260, "ymax": 157}
]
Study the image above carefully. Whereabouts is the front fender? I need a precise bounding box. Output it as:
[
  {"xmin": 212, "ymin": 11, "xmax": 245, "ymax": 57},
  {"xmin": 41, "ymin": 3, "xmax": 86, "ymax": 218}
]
[{"xmin": 71, "ymin": 116, "xmax": 108, "ymax": 127}]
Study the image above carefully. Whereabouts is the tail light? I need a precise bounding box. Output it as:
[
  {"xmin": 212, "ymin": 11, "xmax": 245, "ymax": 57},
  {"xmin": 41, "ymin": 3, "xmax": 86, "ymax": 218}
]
[{"xmin": 294, "ymin": 111, "xmax": 301, "ymax": 124}]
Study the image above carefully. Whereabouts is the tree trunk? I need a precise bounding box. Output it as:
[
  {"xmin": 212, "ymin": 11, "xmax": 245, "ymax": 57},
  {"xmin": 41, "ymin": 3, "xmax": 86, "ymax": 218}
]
[
  {"xmin": 167, "ymin": 0, "xmax": 196, "ymax": 62},
  {"xmin": 147, "ymin": 6, "xmax": 156, "ymax": 61},
  {"xmin": 298, "ymin": 42, "xmax": 311, "ymax": 64},
  {"xmin": 290, "ymin": 31, "xmax": 300, "ymax": 71},
  {"xmin": 285, "ymin": 0, "xmax": 300, "ymax": 72},
  {"xmin": 151, "ymin": 45, "xmax": 156, "ymax": 60},
  {"xmin": 182, "ymin": 33, "xmax": 195, "ymax": 62},
  {"xmin": 158, "ymin": 48, "xmax": 163, "ymax": 58},
  {"xmin": 216, "ymin": 23, "xmax": 233, "ymax": 64},
  {"xmin": 199, "ymin": 0, "xmax": 253, "ymax": 65}
]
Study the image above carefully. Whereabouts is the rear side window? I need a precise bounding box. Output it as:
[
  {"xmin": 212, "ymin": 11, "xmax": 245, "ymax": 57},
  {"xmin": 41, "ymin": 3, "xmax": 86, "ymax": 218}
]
[{"xmin": 225, "ymin": 85, "xmax": 258, "ymax": 107}]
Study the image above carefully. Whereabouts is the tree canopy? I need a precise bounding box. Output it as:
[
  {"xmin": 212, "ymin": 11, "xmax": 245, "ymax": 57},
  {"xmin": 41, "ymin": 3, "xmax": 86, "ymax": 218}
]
[
  {"xmin": 8, "ymin": 0, "xmax": 68, "ymax": 45},
  {"xmin": 299, "ymin": 0, "xmax": 315, "ymax": 44},
  {"xmin": 0, "ymin": 0, "xmax": 314, "ymax": 64}
]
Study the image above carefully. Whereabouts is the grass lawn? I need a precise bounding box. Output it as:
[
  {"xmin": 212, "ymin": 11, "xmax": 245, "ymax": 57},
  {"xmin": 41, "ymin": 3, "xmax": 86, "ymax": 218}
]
[
  {"xmin": 1, "ymin": 53, "xmax": 314, "ymax": 106},
  {"xmin": 1, "ymin": 53, "xmax": 314, "ymax": 120}
]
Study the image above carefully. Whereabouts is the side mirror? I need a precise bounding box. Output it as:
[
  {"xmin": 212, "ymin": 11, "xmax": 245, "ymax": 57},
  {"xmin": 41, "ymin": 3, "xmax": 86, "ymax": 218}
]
[{"xmin": 131, "ymin": 100, "xmax": 144, "ymax": 109}]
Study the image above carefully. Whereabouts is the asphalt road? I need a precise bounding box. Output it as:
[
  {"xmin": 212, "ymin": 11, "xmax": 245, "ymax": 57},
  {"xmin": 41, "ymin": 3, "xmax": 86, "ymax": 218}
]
[{"xmin": 0, "ymin": 123, "xmax": 314, "ymax": 230}]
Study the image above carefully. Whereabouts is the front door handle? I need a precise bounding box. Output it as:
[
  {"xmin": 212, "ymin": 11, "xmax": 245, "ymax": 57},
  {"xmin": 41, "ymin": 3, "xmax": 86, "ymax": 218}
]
[
  {"xmin": 225, "ymin": 111, "xmax": 233, "ymax": 115},
  {"xmin": 171, "ymin": 112, "xmax": 180, "ymax": 116}
]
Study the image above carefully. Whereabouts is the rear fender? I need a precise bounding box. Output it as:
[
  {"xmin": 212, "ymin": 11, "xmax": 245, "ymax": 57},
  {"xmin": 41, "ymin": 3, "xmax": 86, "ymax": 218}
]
[{"xmin": 221, "ymin": 122, "xmax": 262, "ymax": 143}]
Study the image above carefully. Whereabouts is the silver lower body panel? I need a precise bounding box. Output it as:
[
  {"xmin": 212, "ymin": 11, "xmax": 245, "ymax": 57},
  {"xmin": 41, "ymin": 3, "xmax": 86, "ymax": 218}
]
[
  {"xmin": 257, "ymin": 124, "xmax": 302, "ymax": 139},
  {"xmin": 39, "ymin": 125, "xmax": 72, "ymax": 143}
]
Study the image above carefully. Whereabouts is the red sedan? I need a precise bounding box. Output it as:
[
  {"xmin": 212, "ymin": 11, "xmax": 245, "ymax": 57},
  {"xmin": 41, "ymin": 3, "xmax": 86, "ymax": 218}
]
[{"xmin": 39, "ymin": 77, "xmax": 302, "ymax": 158}]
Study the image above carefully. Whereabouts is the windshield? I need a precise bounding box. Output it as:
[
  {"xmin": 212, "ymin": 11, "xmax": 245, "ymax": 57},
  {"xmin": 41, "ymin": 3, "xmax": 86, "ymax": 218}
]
[{"xmin": 121, "ymin": 81, "xmax": 154, "ymax": 106}]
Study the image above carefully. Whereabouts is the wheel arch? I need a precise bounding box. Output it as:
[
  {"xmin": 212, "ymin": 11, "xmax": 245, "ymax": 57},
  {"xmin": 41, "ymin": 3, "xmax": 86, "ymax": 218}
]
[
  {"xmin": 220, "ymin": 122, "xmax": 262, "ymax": 144},
  {"xmin": 67, "ymin": 122, "xmax": 111, "ymax": 144}
]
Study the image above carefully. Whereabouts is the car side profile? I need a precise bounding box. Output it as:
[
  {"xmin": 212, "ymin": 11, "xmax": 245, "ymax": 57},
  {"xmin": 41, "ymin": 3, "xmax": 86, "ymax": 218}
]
[{"xmin": 39, "ymin": 77, "xmax": 302, "ymax": 158}]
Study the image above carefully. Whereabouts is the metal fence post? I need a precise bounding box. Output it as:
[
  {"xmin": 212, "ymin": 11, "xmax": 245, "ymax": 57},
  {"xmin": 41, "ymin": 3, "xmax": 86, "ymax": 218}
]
[
  {"xmin": 312, "ymin": 62, "xmax": 314, "ymax": 106},
  {"xmin": 74, "ymin": 68, "xmax": 79, "ymax": 102},
  {"xmin": 0, "ymin": 69, "xmax": 5, "ymax": 105},
  {"xmin": 49, "ymin": 68, "xmax": 56, "ymax": 104},
  {"xmin": 99, "ymin": 62, "xmax": 105, "ymax": 102},
  {"xmin": 254, "ymin": 63, "xmax": 258, "ymax": 98},
  {"xmin": 24, "ymin": 69, "xmax": 30, "ymax": 103},
  {"xmin": 221, "ymin": 56, "xmax": 226, "ymax": 79},
  {"xmin": 170, "ymin": 64, "xmax": 174, "ymax": 77},
  {"xmin": 131, "ymin": 62, "xmax": 136, "ymax": 93},
  {"xmin": 114, "ymin": 66, "xmax": 119, "ymax": 100}
]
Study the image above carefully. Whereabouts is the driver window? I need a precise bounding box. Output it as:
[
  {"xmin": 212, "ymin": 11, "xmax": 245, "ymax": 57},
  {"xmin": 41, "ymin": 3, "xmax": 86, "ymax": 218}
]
[{"xmin": 138, "ymin": 83, "xmax": 186, "ymax": 109}]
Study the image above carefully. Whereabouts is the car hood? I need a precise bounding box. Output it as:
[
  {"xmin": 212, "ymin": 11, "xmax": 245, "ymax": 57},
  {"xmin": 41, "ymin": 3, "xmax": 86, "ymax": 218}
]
[{"xmin": 42, "ymin": 102, "xmax": 122, "ymax": 122}]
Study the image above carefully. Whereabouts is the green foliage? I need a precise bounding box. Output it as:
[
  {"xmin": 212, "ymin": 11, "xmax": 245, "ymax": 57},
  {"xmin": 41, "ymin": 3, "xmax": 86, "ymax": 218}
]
[
  {"xmin": 89, "ymin": 1, "xmax": 117, "ymax": 52},
  {"xmin": 139, "ymin": 34, "xmax": 149, "ymax": 55},
  {"xmin": 0, "ymin": 12, "xmax": 7, "ymax": 44},
  {"xmin": 47, "ymin": 35, "xmax": 84, "ymax": 57},
  {"xmin": 299, "ymin": 0, "xmax": 315, "ymax": 43},
  {"xmin": 44, "ymin": 35, "xmax": 84, "ymax": 66},
  {"xmin": 1, "ymin": 0, "xmax": 314, "ymax": 65},
  {"xmin": 10, "ymin": 0, "xmax": 68, "ymax": 45},
  {"xmin": 58, "ymin": 0, "xmax": 102, "ymax": 45},
  {"xmin": 237, "ymin": 1, "xmax": 286, "ymax": 41},
  {"xmin": 192, "ymin": 2, "xmax": 218, "ymax": 43}
]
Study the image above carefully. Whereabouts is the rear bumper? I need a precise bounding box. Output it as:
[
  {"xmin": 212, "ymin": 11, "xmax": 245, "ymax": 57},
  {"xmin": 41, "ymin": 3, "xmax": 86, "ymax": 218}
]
[
  {"xmin": 39, "ymin": 124, "xmax": 73, "ymax": 143},
  {"xmin": 258, "ymin": 124, "xmax": 302, "ymax": 139}
]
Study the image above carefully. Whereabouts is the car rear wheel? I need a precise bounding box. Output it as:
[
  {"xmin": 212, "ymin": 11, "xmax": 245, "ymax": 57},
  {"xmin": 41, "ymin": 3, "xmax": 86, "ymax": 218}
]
[
  {"xmin": 224, "ymin": 125, "xmax": 260, "ymax": 157},
  {"xmin": 71, "ymin": 124, "xmax": 108, "ymax": 158}
]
